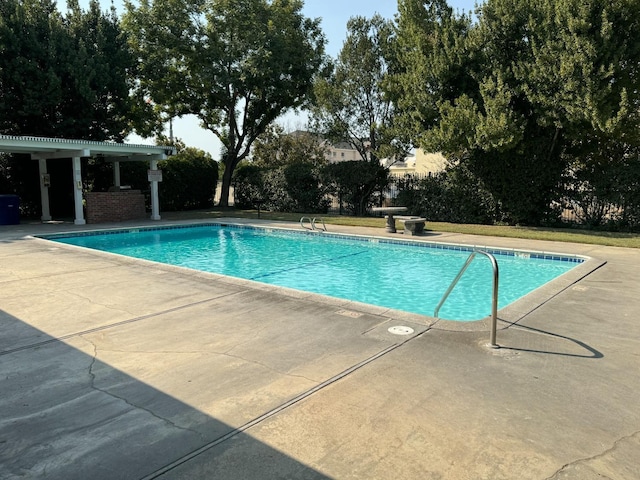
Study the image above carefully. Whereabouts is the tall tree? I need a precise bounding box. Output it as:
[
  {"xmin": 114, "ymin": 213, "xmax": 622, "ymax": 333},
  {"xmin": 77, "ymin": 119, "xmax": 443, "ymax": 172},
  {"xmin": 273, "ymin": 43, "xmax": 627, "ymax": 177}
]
[
  {"xmin": 242, "ymin": 125, "xmax": 329, "ymax": 212},
  {"xmin": 61, "ymin": 0, "xmax": 144, "ymax": 141},
  {"xmin": 0, "ymin": 0, "xmax": 148, "ymax": 216},
  {"xmin": 392, "ymin": 0, "xmax": 640, "ymax": 225},
  {"xmin": 0, "ymin": 0, "xmax": 142, "ymax": 140},
  {"xmin": 251, "ymin": 126, "xmax": 328, "ymax": 170},
  {"xmin": 388, "ymin": 0, "xmax": 476, "ymax": 149},
  {"xmin": 123, "ymin": 0, "xmax": 326, "ymax": 207},
  {"xmin": 311, "ymin": 14, "xmax": 401, "ymax": 163},
  {"xmin": 0, "ymin": 0, "xmax": 62, "ymax": 136}
]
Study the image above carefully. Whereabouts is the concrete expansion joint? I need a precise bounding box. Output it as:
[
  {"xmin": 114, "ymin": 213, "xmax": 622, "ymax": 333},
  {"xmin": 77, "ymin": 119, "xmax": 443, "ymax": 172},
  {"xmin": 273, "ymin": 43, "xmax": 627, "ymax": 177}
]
[
  {"xmin": 0, "ymin": 295, "xmax": 245, "ymax": 357},
  {"xmin": 391, "ymin": 327, "xmax": 433, "ymax": 347},
  {"xmin": 544, "ymin": 430, "xmax": 640, "ymax": 480},
  {"xmin": 14, "ymin": 265, "xmax": 117, "ymax": 283},
  {"xmin": 422, "ymin": 321, "xmax": 440, "ymax": 335},
  {"xmin": 80, "ymin": 336, "xmax": 205, "ymax": 439},
  {"xmin": 88, "ymin": 347, "xmax": 205, "ymax": 356},
  {"xmin": 360, "ymin": 317, "xmax": 392, "ymax": 335},
  {"xmin": 137, "ymin": 344, "xmax": 403, "ymax": 480}
]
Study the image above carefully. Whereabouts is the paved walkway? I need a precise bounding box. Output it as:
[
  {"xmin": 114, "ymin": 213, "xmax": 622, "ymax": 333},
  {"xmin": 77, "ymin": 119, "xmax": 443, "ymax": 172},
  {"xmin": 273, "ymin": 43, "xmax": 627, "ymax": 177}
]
[{"xmin": 1, "ymin": 219, "xmax": 638, "ymax": 479}]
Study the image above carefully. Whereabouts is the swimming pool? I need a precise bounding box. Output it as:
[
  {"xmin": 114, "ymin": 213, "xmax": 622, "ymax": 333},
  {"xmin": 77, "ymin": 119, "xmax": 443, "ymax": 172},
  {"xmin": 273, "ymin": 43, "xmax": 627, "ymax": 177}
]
[{"xmin": 43, "ymin": 223, "xmax": 585, "ymax": 321}]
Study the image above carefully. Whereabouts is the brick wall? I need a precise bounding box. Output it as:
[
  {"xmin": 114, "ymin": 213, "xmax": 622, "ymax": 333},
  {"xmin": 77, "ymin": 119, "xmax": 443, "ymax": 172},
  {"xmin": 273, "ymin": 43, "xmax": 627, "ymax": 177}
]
[{"xmin": 85, "ymin": 191, "xmax": 146, "ymax": 223}]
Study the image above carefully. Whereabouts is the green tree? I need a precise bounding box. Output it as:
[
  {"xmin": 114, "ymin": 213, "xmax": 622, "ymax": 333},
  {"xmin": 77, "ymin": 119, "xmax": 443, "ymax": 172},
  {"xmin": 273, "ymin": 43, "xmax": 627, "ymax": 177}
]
[
  {"xmin": 61, "ymin": 0, "xmax": 148, "ymax": 140},
  {"xmin": 251, "ymin": 127, "xmax": 328, "ymax": 170},
  {"xmin": 159, "ymin": 148, "xmax": 218, "ymax": 211},
  {"xmin": 0, "ymin": 0, "xmax": 149, "ymax": 216},
  {"xmin": 311, "ymin": 14, "xmax": 403, "ymax": 162},
  {"xmin": 236, "ymin": 126, "xmax": 329, "ymax": 212},
  {"xmin": 391, "ymin": 0, "xmax": 640, "ymax": 225},
  {"xmin": 0, "ymin": 0, "xmax": 62, "ymax": 136},
  {"xmin": 123, "ymin": 0, "xmax": 326, "ymax": 208},
  {"xmin": 323, "ymin": 160, "xmax": 389, "ymax": 216},
  {"xmin": 0, "ymin": 0, "xmax": 143, "ymax": 140},
  {"xmin": 388, "ymin": 0, "xmax": 476, "ymax": 149}
]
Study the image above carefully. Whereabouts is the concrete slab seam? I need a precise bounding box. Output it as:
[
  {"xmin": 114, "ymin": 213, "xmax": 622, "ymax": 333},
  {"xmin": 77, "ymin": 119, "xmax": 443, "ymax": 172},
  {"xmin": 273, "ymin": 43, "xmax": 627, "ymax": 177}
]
[
  {"xmin": 0, "ymin": 291, "xmax": 243, "ymax": 357},
  {"xmin": 211, "ymin": 350, "xmax": 320, "ymax": 384},
  {"xmin": 138, "ymin": 343, "xmax": 403, "ymax": 480}
]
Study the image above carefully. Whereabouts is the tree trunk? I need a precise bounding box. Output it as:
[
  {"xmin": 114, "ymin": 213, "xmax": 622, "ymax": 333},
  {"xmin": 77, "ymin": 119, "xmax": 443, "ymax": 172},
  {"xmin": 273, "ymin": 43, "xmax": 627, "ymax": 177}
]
[{"xmin": 218, "ymin": 163, "xmax": 233, "ymax": 208}]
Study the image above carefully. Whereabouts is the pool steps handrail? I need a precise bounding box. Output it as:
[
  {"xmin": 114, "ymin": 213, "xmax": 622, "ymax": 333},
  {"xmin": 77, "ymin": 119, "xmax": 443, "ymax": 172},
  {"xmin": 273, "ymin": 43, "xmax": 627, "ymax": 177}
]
[
  {"xmin": 312, "ymin": 217, "xmax": 327, "ymax": 232},
  {"xmin": 434, "ymin": 249, "xmax": 500, "ymax": 348},
  {"xmin": 300, "ymin": 217, "xmax": 327, "ymax": 232},
  {"xmin": 300, "ymin": 217, "xmax": 311, "ymax": 230}
]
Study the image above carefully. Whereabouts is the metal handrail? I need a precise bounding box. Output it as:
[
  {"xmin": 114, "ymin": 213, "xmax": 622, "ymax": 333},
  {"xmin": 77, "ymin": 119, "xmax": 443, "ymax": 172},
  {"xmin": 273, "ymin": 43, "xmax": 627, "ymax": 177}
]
[
  {"xmin": 311, "ymin": 217, "xmax": 327, "ymax": 231},
  {"xmin": 300, "ymin": 217, "xmax": 327, "ymax": 232},
  {"xmin": 300, "ymin": 217, "xmax": 313, "ymax": 230},
  {"xmin": 434, "ymin": 249, "xmax": 500, "ymax": 348}
]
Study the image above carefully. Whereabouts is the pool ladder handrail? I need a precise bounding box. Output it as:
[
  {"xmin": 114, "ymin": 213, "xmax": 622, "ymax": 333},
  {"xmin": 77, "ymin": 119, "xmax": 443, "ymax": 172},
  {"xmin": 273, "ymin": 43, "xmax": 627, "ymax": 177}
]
[
  {"xmin": 434, "ymin": 249, "xmax": 500, "ymax": 348},
  {"xmin": 300, "ymin": 216, "xmax": 327, "ymax": 232}
]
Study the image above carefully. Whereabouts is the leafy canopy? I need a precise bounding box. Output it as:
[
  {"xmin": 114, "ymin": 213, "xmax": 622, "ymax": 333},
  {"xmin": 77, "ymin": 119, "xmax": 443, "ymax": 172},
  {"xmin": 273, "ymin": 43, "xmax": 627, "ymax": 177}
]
[
  {"xmin": 123, "ymin": 0, "xmax": 326, "ymax": 207},
  {"xmin": 391, "ymin": 0, "xmax": 640, "ymax": 225},
  {"xmin": 311, "ymin": 14, "xmax": 403, "ymax": 162},
  {"xmin": 0, "ymin": 0, "xmax": 141, "ymax": 140}
]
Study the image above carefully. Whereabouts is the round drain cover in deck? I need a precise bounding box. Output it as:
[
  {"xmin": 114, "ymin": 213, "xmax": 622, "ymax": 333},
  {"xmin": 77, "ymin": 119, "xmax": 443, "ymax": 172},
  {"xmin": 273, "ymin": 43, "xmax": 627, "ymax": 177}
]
[{"xmin": 388, "ymin": 326, "xmax": 414, "ymax": 335}]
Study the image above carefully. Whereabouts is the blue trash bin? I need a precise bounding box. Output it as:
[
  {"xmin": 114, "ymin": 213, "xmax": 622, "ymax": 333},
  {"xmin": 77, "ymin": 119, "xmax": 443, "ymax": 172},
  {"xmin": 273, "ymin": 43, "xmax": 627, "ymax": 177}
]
[{"xmin": 0, "ymin": 194, "xmax": 20, "ymax": 225}]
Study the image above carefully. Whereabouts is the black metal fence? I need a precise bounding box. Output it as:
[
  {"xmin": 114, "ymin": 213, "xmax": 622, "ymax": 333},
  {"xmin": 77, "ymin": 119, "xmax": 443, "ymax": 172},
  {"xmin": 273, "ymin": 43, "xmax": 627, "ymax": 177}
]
[{"xmin": 325, "ymin": 174, "xmax": 430, "ymax": 214}]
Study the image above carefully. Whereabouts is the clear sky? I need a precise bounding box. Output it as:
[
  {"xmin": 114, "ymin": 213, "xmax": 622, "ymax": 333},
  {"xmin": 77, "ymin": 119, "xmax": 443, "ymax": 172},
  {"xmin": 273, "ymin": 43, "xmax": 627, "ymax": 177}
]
[{"xmin": 73, "ymin": 0, "xmax": 477, "ymax": 156}]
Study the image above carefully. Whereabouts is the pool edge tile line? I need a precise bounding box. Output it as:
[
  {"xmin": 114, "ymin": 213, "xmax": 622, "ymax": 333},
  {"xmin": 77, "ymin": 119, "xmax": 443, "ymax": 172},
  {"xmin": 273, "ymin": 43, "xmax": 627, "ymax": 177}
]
[{"xmin": 36, "ymin": 221, "xmax": 588, "ymax": 264}]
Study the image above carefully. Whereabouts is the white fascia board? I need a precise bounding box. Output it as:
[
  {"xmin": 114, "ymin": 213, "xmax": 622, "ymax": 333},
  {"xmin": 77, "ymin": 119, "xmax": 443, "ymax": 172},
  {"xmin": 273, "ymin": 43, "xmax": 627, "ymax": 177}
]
[
  {"xmin": 1, "ymin": 135, "xmax": 175, "ymax": 159},
  {"xmin": 31, "ymin": 149, "xmax": 91, "ymax": 160},
  {"xmin": 101, "ymin": 154, "xmax": 167, "ymax": 162}
]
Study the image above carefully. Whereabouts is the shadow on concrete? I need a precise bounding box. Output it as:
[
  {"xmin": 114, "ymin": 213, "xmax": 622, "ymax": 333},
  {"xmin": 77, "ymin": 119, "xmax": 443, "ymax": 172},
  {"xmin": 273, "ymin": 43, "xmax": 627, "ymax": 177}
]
[
  {"xmin": 0, "ymin": 309, "xmax": 330, "ymax": 480},
  {"xmin": 499, "ymin": 321, "xmax": 604, "ymax": 359}
]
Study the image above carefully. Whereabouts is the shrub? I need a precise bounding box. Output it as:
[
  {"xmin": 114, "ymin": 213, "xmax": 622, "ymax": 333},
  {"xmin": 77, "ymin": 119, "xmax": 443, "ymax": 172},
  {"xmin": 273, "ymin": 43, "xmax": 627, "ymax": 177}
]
[
  {"xmin": 396, "ymin": 166, "xmax": 497, "ymax": 224},
  {"xmin": 324, "ymin": 160, "xmax": 389, "ymax": 216},
  {"xmin": 158, "ymin": 148, "xmax": 217, "ymax": 211},
  {"xmin": 233, "ymin": 161, "xmax": 328, "ymax": 213},
  {"xmin": 233, "ymin": 163, "xmax": 267, "ymax": 209},
  {"xmin": 284, "ymin": 162, "xmax": 329, "ymax": 213}
]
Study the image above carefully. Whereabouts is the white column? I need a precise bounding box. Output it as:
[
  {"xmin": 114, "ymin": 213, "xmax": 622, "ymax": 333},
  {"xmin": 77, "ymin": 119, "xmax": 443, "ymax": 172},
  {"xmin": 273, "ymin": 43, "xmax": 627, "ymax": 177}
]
[
  {"xmin": 72, "ymin": 156, "xmax": 86, "ymax": 225},
  {"xmin": 149, "ymin": 159, "xmax": 161, "ymax": 220},
  {"xmin": 113, "ymin": 161, "xmax": 121, "ymax": 188},
  {"xmin": 38, "ymin": 159, "xmax": 52, "ymax": 221}
]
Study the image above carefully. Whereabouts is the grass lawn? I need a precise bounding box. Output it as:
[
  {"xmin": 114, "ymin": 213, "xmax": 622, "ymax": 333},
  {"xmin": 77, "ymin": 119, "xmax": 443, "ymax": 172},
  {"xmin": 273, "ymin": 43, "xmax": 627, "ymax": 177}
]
[{"xmin": 161, "ymin": 208, "xmax": 640, "ymax": 249}]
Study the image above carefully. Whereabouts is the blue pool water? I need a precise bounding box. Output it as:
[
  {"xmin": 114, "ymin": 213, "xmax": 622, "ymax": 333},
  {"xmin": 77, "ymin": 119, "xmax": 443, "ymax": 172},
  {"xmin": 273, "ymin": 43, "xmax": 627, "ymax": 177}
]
[{"xmin": 46, "ymin": 224, "xmax": 583, "ymax": 321}]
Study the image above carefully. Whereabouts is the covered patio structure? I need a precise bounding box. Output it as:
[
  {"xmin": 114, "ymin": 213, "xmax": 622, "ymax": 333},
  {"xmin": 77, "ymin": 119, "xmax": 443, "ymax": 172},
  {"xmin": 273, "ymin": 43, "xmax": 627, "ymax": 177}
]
[{"xmin": 0, "ymin": 135, "xmax": 176, "ymax": 225}]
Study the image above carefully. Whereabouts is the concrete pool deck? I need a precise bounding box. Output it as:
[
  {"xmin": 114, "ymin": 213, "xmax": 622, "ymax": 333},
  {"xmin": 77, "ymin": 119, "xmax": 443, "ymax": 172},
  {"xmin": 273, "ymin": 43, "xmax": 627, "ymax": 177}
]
[{"xmin": 1, "ymin": 218, "xmax": 638, "ymax": 479}]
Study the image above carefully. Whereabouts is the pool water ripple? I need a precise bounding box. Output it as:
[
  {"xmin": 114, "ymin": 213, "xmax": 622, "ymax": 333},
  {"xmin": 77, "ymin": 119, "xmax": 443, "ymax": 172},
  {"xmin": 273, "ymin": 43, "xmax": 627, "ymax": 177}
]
[{"xmin": 250, "ymin": 249, "xmax": 369, "ymax": 281}]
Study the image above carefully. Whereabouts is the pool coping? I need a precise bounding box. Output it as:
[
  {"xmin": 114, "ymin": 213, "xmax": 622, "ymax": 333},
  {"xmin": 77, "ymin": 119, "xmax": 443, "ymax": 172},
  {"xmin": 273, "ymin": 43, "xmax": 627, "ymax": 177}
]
[{"xmin": 31, "ymin": 219, "xmax": 606, "ymax": 333}]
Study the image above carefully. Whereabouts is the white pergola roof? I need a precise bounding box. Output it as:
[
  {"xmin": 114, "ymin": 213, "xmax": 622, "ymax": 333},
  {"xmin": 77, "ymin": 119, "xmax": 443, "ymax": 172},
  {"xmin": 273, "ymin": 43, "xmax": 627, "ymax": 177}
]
[
  {"xmin": 0, "ymin": 134, "xmax": 175, "ymax": 160},
  {"xmin": 0, "ymin": 135, "xmax": 176, "ymax": 225}
]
